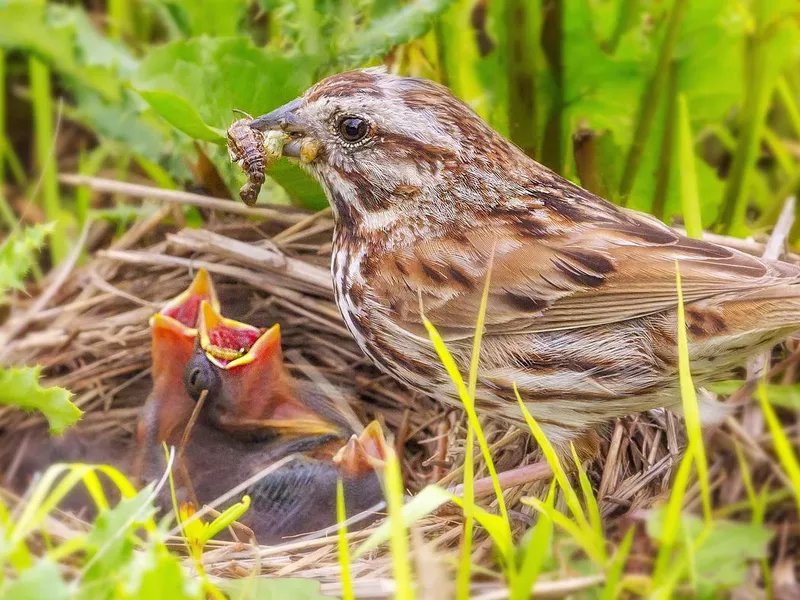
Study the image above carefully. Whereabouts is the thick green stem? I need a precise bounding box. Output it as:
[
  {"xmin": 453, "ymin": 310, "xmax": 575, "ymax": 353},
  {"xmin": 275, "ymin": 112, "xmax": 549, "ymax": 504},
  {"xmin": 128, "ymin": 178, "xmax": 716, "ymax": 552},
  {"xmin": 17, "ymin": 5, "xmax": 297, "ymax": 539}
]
[
  {"xmin": 506, "ymin": 0, "xmax": 539, "ymax": 158},
  {"xmin": 603, "ymin": 0, "xmax": 638, "ymax": 54},
  {"xmin": 30, "ymin": 57, "xmax": 67, "ymax": 263},
  {"xmin": 717, "ymin": 28, "xmax": 773, "ymax": 234},
  {"xmin": 619, "ymin": 0, "xmax": 688, "ymax": 204},
  {"xmin": 652, "ymin": 61, "xmax": 679, "ymax": 220},
  {"xmin": 677, "ymin": 94, "xmax": 703, "ymax": 238},
  {"xmin": 0, "ymin": 49, "xmax": 15, "ymax": 229}
]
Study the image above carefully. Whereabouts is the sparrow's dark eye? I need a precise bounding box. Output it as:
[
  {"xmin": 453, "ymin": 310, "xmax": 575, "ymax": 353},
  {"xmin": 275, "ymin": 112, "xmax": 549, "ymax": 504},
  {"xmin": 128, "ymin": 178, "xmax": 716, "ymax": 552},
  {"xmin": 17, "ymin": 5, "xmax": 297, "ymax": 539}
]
[
  {"xmin": 338, "ymin": 116, "xmax": 369, "ymax": 143},
  {"xmin": 183, "ymin": 352, "xmax": 220, "ymax": 402}
]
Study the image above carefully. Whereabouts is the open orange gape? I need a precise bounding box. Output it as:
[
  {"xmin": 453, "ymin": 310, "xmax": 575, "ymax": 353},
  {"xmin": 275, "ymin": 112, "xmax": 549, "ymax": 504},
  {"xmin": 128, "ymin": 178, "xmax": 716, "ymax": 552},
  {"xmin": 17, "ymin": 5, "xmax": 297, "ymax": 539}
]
[{"xmin": 137, "ymin": 269, "xmax": 388, "ymax": 542}]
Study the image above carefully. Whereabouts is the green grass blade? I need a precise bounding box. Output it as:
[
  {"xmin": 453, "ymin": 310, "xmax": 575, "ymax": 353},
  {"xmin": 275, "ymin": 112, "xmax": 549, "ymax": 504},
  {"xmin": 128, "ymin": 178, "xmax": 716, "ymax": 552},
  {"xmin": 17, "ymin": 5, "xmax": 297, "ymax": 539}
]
[
  {"xmin": 651, "ymin": 446, "xmax": 694, "ymax": 585},
  {"xmin": 677, "ymin": 95, "xmax": 703, "ymax": 238},
  {"xmin": 385, "ymin": 450, "xmax": 415, "ymax": 600},
  {"xmin": 570, "ymin": 442, "xmax": 603, "ymax": 541},
  {"xmin": 0, "ymin": 48, "xmax": 16, "ymax": 229},
  {"xmin": 601, "ymin": 527, "xmax": 634, "ymax": 600},
  {"xmin": 522, "ymin": 497, "xmax": 605, "ymax": 564},
  {"xmin": 456, "ymin": 420, "xmax": 474, "ymax": 600},
  {"xmin": 355, "ymin": 485, "xmax": 451, "ymax": 557},
  {"xmin": 776, "ymin": 76, "xmax": 800, "ymax": 140},
  {"xmin": 29, "ymin": 56, "xmax": 67, "ymax": 264},
  {"xmin": 511, "ymin": 482, "xmax": 555, "ymax": 600},
  {"xmin": 514, "ymin": 386, "xmax": 596, "ymax": 550},
  {"xmin": 674, "ymin": 261, "xmax": 711, "ymax": 523},
  {"xmin": 619, "ymin": 0, "xmax": 688, "ymax": 202},
  {"xmin": 422, "ymin": 261, "xmax": 513, "ymax": 572},
  {"xmin": 336, "ymin": 479, "xmax": 354, "ymax": 600},
  {"xmin": 759, "ymin": 385, "xmax": 800, "ymax": 517}
]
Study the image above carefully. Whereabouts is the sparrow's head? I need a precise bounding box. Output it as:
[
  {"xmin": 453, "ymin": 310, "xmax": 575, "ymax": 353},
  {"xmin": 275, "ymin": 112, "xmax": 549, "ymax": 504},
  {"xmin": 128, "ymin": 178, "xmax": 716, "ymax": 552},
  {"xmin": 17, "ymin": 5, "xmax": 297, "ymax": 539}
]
[
  {"xmin": 250, "ymin": 68, "xmax": 527, "ymax": 227},
  {"xmin": 186, "ymin": 301, "xmax": 343, "ymax": 440}
]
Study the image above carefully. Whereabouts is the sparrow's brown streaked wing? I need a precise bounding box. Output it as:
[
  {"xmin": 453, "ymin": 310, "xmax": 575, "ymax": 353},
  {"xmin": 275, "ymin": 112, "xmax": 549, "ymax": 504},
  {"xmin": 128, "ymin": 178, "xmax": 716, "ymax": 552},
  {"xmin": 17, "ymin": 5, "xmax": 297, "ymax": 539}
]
[{"xmin": 371, "ymin": 207, "xmax": 800, "ymax": 339}]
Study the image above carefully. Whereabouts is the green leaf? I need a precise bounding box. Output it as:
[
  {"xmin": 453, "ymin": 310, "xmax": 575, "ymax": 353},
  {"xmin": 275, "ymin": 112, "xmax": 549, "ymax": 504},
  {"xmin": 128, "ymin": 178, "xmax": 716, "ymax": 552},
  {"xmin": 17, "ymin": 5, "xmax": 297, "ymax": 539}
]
[
  {"xmin": 125, "ymin": 546, "xmax": 200, "ymax": 600},
  {"xmin": 647, "ymin": 508, "xmax": 773, "ymax": 595},
  {"xmin": 218, "ymin": 578, "xmax": 335, "ymax": 600},
  {"xmin": 133, "ymin": 37, "xmax": 314, "ymax": 139},
  {"xmin": 133, "ymin": 36, "xmax": 327, "ymax": 207},
  {"xmin": 85, "ymin": 486, "xmax": 157, "ymax": 584},
  {"xmin": 0, "ymin": 366, "xmax": 81, "ymax": 434},
  {"xmin": 135, "ymin": 89, "xmax": 224, "ymax": 142},
  {"xmin": 708, "ymin": 381, "xmax": 800, "ymax": 410},
  {"xmin": 153, "ymin": 0, "xmax": 249, "ymax": 37},
  {"xmin": 0, "ymin": 224, "xmax": 53, "ymax": 301},
  {"xmin": 336, "ymin": 0, "xmax": 458, "ymax": 68},
  {"xmin": 4, "ymin": 559, "xmax": 69, "ymax": 600}
]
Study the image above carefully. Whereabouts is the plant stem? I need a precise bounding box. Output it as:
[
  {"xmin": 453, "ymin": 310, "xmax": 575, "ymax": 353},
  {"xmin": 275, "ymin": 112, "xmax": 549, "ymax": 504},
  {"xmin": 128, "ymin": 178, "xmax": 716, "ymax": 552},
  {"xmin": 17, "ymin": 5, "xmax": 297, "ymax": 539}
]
[
  {"xmin": 573, "ymin": 129, "xmax": 612, "ymax": 199},
  {"xmin": 619, "ymin": 0, "xmax": 688, "ymax": 204},
  {"xmin": 717, "ymin": 21, "xmax": 773, "ymax": 234},
  {"xmin": 506, "ymin": 0, "xmax": 539, "ymax": 158},
  {"xmin": 652, "ymin": 61, "xmax": 679, "ymax": 220},
  {"xmin": 603, "ymin": 0, "xmax": 638, "ymax": 54},
  {"xmin": 438, "ymin": 0, "xmax": 490, "ymax": 121},
  {"xmin": 776, "ymin": 76, "xmax": 800, "ymax": 140},
  {"xmin": 107, "ymin": 0, "xmax": 131, "ymax": 40},
  {"xmin": 677, "ymin": 94, "xmax": 703, "ymax": 238},
  {"xmin": 30, "ymin": 57, "xmax": 67, "ymax": 263},
  {"xmin": 0, "ymin": 49, "xmax": 16, "ymax": 229}
]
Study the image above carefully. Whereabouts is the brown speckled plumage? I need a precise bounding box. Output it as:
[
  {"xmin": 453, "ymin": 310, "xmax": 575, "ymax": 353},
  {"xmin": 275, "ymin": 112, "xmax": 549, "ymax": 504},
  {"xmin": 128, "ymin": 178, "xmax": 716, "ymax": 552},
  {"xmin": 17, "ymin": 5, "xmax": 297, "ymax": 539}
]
[{"xmin": 251, "ymin": 68, "xmax": 800, "ymax": 443}]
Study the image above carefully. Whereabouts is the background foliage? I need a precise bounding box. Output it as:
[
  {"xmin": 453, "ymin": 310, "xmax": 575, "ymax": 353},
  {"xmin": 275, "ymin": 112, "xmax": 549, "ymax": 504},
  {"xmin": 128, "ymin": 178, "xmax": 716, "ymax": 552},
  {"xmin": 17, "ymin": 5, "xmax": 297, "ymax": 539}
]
[{"xmin": 2, "ymin": 0, "xmax": 800, "ymax": 598}]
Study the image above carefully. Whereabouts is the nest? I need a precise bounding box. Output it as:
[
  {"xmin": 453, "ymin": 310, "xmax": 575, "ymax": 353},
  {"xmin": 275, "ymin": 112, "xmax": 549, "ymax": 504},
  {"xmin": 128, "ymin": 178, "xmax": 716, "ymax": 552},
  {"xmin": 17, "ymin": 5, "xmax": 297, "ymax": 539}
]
[{"xmin": 2, "ymin": 177, "xmax": 799, "ymax": 597}]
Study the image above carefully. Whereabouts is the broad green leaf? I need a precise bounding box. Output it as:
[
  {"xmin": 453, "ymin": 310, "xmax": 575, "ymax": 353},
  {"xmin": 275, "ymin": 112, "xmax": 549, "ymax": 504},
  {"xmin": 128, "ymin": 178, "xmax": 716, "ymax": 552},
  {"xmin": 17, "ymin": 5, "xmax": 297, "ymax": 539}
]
[
  {"xmin": 125, "ymin": 545, "xmax": 200, "ymax": 600},
  {"xmin": 133, "ymin": 37, "xmax": 315, "ymax": 138},
  {"xmin": 647, "ymin": 508, "xmax": 773, "ymax": 595},
  {"xmin": 84, "ymin": 486, "xmax": 157, "ymax": 584},
  {"xmin": 0, "ymin": 366, "xmax": 80, "ymax": 434},
  {"xmin": 708, "ymin": 381, "xmax": 800, "ymax": 410},
  {"xmin": 136, "ymin": 89, "xmax": 225, "ymax": 142},
  {"xmin": 4, "ymin": 559, "xmax": 69, "ymax": 600},
  {"xmin": 218, "ymin": 578, "xmax": 334, "ymax": 600},
  {"xmin": 133, "ymin": 36, "xmax": 326, "ymax": 207}
]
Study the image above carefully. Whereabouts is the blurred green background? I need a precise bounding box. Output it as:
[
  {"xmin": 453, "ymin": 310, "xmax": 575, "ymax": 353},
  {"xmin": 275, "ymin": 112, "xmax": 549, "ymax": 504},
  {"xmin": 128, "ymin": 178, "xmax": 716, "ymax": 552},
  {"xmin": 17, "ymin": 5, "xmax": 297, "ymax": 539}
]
[{"xmin": 1, "ymin": 0, "xmax": 800, "ymax": 269}]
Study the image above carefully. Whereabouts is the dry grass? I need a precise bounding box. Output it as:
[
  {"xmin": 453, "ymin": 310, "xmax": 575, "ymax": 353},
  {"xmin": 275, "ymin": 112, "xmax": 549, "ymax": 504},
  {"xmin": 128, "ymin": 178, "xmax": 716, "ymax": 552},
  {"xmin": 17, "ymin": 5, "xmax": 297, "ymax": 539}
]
[{"xmin": 2, "ymin": 176, "xmax": 800, "ymax": 597}]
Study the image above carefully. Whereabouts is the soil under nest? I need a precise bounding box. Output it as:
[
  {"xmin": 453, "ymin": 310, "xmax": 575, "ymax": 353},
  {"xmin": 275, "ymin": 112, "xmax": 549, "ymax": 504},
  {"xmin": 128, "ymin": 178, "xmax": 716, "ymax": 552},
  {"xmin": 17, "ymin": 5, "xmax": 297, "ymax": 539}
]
[{"xmin": 1, "ymin": 177, "xmax": 799, "ymax": 596}]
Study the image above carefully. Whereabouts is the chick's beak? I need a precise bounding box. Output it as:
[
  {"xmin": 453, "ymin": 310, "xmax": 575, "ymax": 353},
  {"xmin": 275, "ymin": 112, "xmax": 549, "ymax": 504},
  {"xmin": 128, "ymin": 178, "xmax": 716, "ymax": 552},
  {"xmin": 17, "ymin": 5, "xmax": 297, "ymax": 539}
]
[
  {"xmin": 158, "ymin": 268, "xmax": 219, "ymax": 329},
  {"xmin": 144, "ymin": 313, "xmax": 198, "ymax": 444},
  {"xmin": 333, "ymin": 421, "xmax": 389, "ymax": 477},
  {"xmin": 196, "ymin": 301, "xmax": 340, "ymax": 438}
]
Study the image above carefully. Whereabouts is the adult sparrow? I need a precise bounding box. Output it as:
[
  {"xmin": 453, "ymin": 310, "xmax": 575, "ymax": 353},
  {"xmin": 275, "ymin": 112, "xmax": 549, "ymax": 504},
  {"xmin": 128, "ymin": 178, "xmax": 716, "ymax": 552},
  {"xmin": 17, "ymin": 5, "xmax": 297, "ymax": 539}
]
[{"xmin": 250, "ymin": 68, "xmax": 800, "ymax": 444}]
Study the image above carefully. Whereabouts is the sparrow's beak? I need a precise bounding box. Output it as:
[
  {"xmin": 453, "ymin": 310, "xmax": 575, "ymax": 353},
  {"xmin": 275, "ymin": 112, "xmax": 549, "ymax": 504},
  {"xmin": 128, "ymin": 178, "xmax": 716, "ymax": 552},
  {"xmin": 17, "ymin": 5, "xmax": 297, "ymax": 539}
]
[
  {"xmin": 249, "ymin": 98, "xmax": 311, "ymax": 159},
  {"xmin": 250, "ymin": 98, "xmax": 305, "ymax": 133},
  {"xmin": 158, "ymin": 268, "xmax": 219, "ymax": 329},
  {"xmin": 333, "ymin": 421, "xmax": 389, "ymax": 477},
  {"xmin": 197, "ymin": 301, "xmax": 342, "ymax": 438}
]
